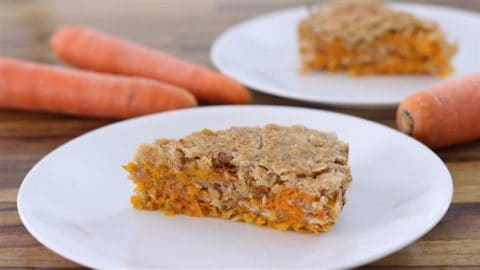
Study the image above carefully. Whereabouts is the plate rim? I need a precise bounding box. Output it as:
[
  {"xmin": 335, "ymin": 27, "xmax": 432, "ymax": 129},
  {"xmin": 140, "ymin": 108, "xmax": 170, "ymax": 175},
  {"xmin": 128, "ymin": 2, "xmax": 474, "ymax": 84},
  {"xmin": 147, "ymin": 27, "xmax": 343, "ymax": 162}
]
[
  {"xmin": 210, "ymin": 2, "xmax": 480, "ymax": 108},
  {"xmin": 17, "ymin": 105, "xmax": 454, "ymax": 269}
]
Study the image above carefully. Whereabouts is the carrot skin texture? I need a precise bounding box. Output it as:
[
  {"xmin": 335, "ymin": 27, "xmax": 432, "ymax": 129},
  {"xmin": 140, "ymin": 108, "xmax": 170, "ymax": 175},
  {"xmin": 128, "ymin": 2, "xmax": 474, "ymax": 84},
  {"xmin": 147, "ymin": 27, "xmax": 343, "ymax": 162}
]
[
  {"xmin": 0, "ymin": 57, "xmax": 197, "ymax": 119},
  {"xmin": 397, "ymin": 73, "xmax": 480, "ymax": 148},
  {"xmin": 50, "ymin": 26, "xmax": 251, "ymax": 104}
]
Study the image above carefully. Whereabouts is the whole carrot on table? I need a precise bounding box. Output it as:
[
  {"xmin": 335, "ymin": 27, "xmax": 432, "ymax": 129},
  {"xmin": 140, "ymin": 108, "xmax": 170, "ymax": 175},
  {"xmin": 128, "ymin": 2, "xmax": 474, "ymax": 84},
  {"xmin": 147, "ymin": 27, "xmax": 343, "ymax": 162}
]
[
  {"xmin": 0, "ymin": 56, "xmax": 197, "ymax": 119},
  {"xmin": 397, "ymin": 73, "xmax": 480, "ymax": 149},
  {"xmin": 50, "ymin": 26, "xmax": 251, "ymax": 104}
]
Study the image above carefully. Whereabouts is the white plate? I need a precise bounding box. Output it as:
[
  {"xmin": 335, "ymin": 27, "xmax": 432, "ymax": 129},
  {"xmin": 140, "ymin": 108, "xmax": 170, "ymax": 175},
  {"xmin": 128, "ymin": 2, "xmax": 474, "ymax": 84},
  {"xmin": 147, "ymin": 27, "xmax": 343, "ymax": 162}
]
[
  {"xmin": 211, "ymin": 3, "xmax": 480, "ymax": 107},
  {"xmin": 18, "ymin": 106, "xmax": 452, "ymax": 269}
]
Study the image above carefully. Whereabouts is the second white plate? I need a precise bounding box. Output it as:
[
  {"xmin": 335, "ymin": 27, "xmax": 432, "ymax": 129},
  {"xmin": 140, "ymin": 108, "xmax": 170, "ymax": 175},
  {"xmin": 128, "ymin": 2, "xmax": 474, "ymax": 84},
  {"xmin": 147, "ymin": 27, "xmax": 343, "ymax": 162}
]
[{"xmin": 211, "ymin": 3, "xmax": 480, "ymax": 107}]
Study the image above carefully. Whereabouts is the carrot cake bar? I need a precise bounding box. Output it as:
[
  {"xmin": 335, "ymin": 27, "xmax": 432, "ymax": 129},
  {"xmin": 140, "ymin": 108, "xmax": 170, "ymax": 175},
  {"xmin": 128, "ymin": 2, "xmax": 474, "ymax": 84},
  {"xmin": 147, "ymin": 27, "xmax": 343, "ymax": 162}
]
[
  {"xmin": 298, "ymin": 0, "xmax": 457, "ymax": 76},
  {"xmin": 124, "ymin": 124, "xmax": 352, "ymax": 233}
]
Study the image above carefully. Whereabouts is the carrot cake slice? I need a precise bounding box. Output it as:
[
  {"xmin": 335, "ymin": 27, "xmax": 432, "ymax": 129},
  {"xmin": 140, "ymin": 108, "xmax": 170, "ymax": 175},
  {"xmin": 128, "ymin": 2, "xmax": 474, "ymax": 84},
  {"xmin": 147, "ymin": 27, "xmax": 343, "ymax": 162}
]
[
  {"xmin": 124, "ymin": 124, "xmax": 352, "ymax": 233},
  {"xmin": 298, "ymin": 0, "xmax": 457, "ymax": 76}
]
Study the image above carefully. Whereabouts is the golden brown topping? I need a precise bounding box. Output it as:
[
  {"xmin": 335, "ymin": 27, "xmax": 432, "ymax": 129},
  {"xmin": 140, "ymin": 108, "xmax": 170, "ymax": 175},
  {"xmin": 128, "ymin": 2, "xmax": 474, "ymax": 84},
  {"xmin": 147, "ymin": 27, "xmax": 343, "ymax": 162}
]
[
  {"xmin": 133, "ymin": 124, "xmax": 351, "ymax": 197},
  {"xmin": 300, "ymin": 0, "xmax": 445, "ymax": 46}
]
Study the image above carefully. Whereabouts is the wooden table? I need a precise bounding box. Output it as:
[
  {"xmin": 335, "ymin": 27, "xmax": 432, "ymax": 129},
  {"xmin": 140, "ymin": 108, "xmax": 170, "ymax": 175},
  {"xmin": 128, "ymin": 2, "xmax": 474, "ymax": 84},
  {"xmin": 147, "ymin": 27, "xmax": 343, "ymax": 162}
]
[{"xmin": 1, "ymin": 0, "xmax": 479, "ymax": 269}]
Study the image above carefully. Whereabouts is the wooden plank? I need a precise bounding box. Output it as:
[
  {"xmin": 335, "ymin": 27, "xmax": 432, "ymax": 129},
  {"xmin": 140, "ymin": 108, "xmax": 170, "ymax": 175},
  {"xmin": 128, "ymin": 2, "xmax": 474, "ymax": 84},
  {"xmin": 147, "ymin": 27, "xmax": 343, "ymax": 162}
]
[
  {"xmin": 0, "ymin": 210, "xmax": 21, "ymax": 227},
  {"xmin": 0, "ymin": 223, "xmax": 39, "ymax": 248},
  {"xmin": 0, "ymin": 189, "xmax": 17, "ymax": 203},
  {"xmin": 448, "ymin": 162, "xmax": 480, "ymax": 203},
  {"xmin": 421, "ymin": 203, "xmax": 480, "ymax": 241},
  {"xmin": 0, "ymin": 246, "xmax": 80, "ymax": 268},
  {"xmin": 373, "ymin": 240, "xmax": 480, "ymax": 266}
]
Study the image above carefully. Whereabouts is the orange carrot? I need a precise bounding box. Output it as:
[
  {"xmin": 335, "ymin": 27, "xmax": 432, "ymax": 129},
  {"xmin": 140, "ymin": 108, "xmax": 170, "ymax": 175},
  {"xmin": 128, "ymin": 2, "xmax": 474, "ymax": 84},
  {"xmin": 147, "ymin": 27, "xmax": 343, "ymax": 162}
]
[
  {"xmin": 397, "ymin": 73, "xmax": 480, "ymax": 148},
  {"xmin": 0, "ymin": 56, "xmax": 197, "ymax": 119},
  {"xmin": 50, "ymin": 26, "xmax": 251, "ymax": 104}
]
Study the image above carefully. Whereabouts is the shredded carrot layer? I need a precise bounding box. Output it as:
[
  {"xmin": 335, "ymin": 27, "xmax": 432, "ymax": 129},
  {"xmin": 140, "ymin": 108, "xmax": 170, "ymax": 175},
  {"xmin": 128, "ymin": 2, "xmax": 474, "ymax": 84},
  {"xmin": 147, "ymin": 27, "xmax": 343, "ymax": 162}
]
[
  {"xmin": 300, "ymin": 32, "xmax": 454, "ymax": 76},
  {"xmin": 124, "ymin": 162, "xmax": 340, "ymax": 233}
]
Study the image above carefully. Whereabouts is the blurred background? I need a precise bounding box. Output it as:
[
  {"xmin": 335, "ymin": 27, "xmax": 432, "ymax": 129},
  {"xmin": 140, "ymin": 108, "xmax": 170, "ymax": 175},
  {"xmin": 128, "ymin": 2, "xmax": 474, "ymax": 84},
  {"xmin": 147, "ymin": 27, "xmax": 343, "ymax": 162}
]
[{"xmin": 2, "ymin": 0, "xmax": 479, "ymax": 66}]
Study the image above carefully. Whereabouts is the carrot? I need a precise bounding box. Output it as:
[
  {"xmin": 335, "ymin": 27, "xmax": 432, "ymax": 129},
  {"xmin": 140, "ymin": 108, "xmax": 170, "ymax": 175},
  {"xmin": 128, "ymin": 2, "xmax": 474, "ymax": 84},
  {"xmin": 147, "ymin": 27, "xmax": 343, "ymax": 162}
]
[
  {"xmin": 50, "ymin": 26, "xmax": 251, "ymax": 104},
  {"xmin": 397, "ymin": 73, "xmax": 480, "ymax": 148},
  {"xmin": 0, "ymin": 56, "xmax": 197, "ymax": 119}
]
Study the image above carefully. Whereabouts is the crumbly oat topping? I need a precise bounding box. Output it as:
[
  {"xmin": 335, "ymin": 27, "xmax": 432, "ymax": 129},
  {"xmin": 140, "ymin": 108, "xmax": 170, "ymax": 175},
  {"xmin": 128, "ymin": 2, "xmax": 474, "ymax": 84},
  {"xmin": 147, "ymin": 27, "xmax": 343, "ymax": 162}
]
[
  {"xmin": 300, "ymin": 0, "xmax": 444, "ymax": 45},
  {"xmin": 134, "ymin": 124, "xmax": 352, "ymax": 197}
]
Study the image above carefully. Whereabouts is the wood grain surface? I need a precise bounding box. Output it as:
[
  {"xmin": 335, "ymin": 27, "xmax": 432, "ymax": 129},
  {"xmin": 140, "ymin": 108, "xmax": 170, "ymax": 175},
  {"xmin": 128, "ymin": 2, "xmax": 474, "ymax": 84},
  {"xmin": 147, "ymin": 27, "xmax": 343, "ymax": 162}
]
[{"xmin": 1, "ymin": 0, "xmax": 479, "ymax": 269}]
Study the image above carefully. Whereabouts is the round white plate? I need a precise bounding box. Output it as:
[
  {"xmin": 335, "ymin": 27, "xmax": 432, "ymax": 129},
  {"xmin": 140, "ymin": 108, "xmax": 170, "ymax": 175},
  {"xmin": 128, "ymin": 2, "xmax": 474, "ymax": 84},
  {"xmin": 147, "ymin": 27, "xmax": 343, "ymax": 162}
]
[
  {"xmin": 18, "ymin": 106, "xmax": 452, "ymax": 269},
  {"xmin": 211, "ymin": 3, "xmax": 480, "ymax": 107}
]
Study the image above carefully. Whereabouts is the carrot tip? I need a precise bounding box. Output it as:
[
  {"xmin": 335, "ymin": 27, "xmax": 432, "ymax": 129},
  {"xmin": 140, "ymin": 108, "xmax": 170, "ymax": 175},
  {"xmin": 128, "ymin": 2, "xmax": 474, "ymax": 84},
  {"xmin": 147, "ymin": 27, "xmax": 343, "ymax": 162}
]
[{"xmin": 397, "ymin": 110, "xmax": 414, "ymax": 136}]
